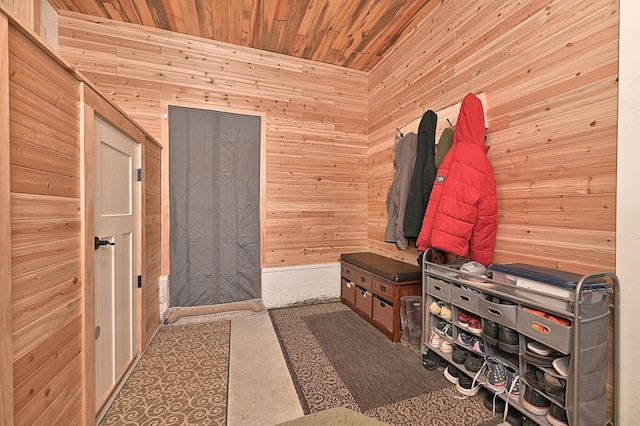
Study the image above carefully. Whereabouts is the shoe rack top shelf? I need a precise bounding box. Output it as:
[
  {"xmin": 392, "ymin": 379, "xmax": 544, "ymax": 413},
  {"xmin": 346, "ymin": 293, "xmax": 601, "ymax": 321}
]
[{"xmin": 423, "ymin": 259, "xmax": 616, "ymax": 318}]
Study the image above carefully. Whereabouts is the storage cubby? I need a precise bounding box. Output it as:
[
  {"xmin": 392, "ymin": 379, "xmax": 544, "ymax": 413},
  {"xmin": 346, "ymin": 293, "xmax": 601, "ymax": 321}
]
[
  {"xmin": 421, "ymin": 256, "xmax": 619, "ymax": 426},
  {"xmin": 340, "ymin": 252, "xmax": 422, "ymax": 342}
]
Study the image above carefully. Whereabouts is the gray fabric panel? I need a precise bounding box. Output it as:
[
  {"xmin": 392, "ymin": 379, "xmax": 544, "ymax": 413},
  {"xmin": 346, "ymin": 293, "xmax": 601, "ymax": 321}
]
[
  {"xmin": 566, "ymin": 297, "xmax": 610, "ymax": 426},
  {"xmin": 169, "ymin": 106, "xmax": 260, "ymax": 307}
]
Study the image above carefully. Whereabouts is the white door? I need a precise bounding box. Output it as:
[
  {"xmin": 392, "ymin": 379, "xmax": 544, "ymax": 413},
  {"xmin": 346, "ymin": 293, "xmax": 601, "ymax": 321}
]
[{"xmin": 94, "ymin": 116, "xmax": 140, "ymax": 410}]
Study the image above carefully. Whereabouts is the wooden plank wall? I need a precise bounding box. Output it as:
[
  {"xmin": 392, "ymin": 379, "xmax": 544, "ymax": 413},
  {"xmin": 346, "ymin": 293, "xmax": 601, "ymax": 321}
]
[
  {"xmin": 1, "ymin": 12, "xmax": 14, "ymax": 426},
  {"xmin": 368, "ymin": 0, "xmax": 619, "ymax": 277},
  {"xmin": 2, "ymin": 8, "xmax": 163, "ymax": 423},
  {"xmin": 56, "ymin": 11, "xmax": 371, "ymax": 271},
  {"xmin": 142, "ymin": 136, "xmax": 162, "ymax": 342},
  {"xmin": 8, "ymin": 23, "xmax": 84, "ymax": 425}
]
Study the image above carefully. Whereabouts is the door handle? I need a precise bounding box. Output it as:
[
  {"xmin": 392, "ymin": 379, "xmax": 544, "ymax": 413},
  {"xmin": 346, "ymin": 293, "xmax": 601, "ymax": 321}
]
[{"xmin": 94, "ymin": 237, "xmax": 115, "ymax": 250}]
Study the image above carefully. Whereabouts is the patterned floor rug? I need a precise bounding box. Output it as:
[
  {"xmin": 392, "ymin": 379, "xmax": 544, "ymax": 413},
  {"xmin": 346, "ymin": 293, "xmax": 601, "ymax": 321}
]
[
  {"xmin": 99, "ymin": 321, "xmax": 230, "ymax": 426},
  {"xmin": 269, "ymin": 302, "xmax": 502, "ymax": 426}
]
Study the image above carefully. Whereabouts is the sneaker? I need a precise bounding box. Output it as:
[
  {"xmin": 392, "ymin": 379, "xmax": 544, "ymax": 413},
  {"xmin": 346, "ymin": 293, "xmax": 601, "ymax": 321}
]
[
  {"xmin": 505, "ymin": 406, "xmax": 524, "ymax": 426},
  {"xmin": 498, "ymin": 325, "xmax": 519, "ymax": 353},
  {"xmin": 429, "ymin": 329, "xmax": 443, "ymax": 349},
  {"xmin": 485, "ymin": 356, "xmax": 506, "ymax": 392},
  {"xmin": 464, "ymin": 351, "xmax": 485, "ymax": 373},
  {"xmin": 435, "ymin": 320, "xmax": 449, "ymax": 336},
  {"xmin": 440, "ymin": 338, "xmax": 454, "ymax": 354},
  {"xmin": 456, "ymin": 373, "xmax": 481, "ymax": 396},
  {"xmin": 452, "ymin": 346, "xmax": 466, "ymax": 364},
  {"xmin": 429, "ymin": 300, "xmax": 444, "ymax": 315},
  {"xmin": 521, "ymin": 387, "xmax": 551, "ymax": 416},
  {"xmin": 422, "ymin": 349, "xmax": 440, "ymax": 370},
  {"xmin": 484, "ymin": 391, "xmax": 505, "ymax": 414},
  {"xmin": 482, "ymin": 320, "xmax": 499, "ymax": 346},
  {"xmin": 444, "ymin": 365, "xmax": 459, "ymax": 384},
  {"xmin": 504, "ymin": 364, "xmax": 520, "ymax": 398},
  {"xmin": 440, "ymin": 304, "xmax": 452, "ymax": 320},
  {"xmin": 468, "ymin": 316, "xmax": 483, "ymax": 336},
  {"xmin": 458, "ymin": 310, "xmax": 470, "ymax": 329},
  {"xmin": 457, "ymin": 331, "xmax": 474, "ymax": 347},
  {"xmin": 546, "ymin": 404, "xmax": 569, "ymax": 426},
  {"xmin": 552, "ymin": 356, "xmax": 570, "ymax": 377},
  {"xmin": 471, "ymin": 338, "xmax": 486, "ymax": 355}
]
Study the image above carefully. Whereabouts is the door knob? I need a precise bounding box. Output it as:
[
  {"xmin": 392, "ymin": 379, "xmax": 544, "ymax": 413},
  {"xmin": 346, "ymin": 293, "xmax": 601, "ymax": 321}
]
[{"xmin": 94, "ymin": 237, "xmax": 115, "ymax": 250}]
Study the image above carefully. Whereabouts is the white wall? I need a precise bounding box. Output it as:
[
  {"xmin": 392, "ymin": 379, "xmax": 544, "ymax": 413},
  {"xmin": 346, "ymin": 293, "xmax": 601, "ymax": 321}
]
[
  {"xmin": 261, "ymin": 263, "xmax": 341, "ymax": 308},
  {"xmin": 617, "ymin": 0, "xmax": 640, "ymax": 422}
]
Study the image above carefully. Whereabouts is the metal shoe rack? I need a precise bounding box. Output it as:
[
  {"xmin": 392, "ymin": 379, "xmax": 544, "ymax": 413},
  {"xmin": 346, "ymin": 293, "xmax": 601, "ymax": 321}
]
[{"xmin": 420, "ymin": 254, "xmax": 620, "ymax": 426}]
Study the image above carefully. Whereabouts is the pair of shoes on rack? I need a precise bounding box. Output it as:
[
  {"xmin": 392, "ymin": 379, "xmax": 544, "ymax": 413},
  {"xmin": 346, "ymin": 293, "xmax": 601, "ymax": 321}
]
[
  {"xmin": 484, "ymin": 356, "xmax": 520, "ymax": 397},
  {"xmin": 429, "ymin": 327, "xmax": 453, "ymax": 353},
  {"xmin": 458, "ymin": 310, "xmax": 482, "ymax": 335},
  {"xmin": 480, "ymin": 320, "xmax": 519, "ymax": 353},
  {"xmin": 480, "ymin": 318, "xmax": 518, "ymax": 352},
  {"xmin": 429, "ymin": 300, "xmax": 452, "ymax": 320}
]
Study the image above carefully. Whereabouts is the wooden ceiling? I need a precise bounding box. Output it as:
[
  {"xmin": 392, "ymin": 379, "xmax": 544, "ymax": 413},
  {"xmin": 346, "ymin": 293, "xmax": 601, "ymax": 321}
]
[{"xmin": 48, "ymin": 0, "xmax": 441, "ymax": 71}]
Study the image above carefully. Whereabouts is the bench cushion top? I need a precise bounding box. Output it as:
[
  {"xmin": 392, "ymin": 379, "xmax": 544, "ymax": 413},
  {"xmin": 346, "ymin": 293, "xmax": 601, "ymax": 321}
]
[{"xmin": 340, "ymin": 252, "xmax": 421, "ymax": 282}]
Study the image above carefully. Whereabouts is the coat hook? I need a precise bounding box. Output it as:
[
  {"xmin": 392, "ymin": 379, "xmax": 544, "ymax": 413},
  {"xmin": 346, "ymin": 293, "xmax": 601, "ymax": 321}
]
[
  {"xmin": 396, "ymin": 128, "xmax": 404, "ymax": 138},
  {"xmin": 446, "ymin": 118, "xmax": 453, "ymax": 127}
]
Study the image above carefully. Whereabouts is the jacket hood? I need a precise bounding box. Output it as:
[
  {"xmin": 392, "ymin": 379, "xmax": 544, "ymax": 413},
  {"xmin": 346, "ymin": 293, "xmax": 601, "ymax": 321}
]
[{"xmin": 454, "ymin": 93, "xmax": 487, "ymax": 149}]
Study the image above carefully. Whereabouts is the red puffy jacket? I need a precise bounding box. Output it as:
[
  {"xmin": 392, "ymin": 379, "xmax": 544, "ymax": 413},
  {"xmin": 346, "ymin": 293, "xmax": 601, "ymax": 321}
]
[{"xmin": 416, "ymin": 93, "xmax": 498, "ymax": 266}]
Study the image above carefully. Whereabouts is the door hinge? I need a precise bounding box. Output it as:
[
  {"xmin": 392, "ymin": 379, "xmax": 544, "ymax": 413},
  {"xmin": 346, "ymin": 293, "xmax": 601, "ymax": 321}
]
[
  {"xmin": 137, "ymin": 275, "xmax": 142, "ymax": 288},
  {"xmin": 137, "ymin": 168, "xmax": 142, "ymax": 182}
]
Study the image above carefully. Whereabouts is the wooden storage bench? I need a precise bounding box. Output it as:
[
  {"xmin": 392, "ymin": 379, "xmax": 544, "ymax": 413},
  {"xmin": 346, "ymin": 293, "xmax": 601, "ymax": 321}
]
[{"xmin": 340, "ymin": 252, "xmax": 422, "ymax": 342}]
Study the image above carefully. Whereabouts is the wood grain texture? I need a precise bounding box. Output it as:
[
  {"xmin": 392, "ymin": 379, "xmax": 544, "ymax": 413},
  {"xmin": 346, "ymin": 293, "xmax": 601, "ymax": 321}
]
[
  {"xmin": 58, "ymin": 12, "xmax": 370, "ymax": 270},
  {"xmin": 368, "ymin": 0, "xmax": 618, "ymax": 277},
  {"xmin": 47, "ymin": 0, "xmax": 441, "ymax": 71},
  {"xmin": 2, "ymin": 8, "xmax": 163, "ymax": 424},
  {"xmin": 0, "ymin": 11, "xmax": 14, "ymax": 426}
]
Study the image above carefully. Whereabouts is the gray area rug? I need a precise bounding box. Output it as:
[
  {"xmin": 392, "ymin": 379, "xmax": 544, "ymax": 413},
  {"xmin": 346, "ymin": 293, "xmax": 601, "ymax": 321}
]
[
  {"xmin": 269, "ymin": 302, "xmax": 502, "ymax": 426},
  {"xmin": 304, "ymin": 310, "xmax": 450, "ymax": 412}
]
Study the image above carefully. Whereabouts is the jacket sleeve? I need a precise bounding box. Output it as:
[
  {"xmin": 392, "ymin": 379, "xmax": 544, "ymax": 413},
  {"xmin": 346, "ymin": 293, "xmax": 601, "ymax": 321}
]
[{"xmin": 469, "ymin": 185, "xmax": 498, "ymax": 266}]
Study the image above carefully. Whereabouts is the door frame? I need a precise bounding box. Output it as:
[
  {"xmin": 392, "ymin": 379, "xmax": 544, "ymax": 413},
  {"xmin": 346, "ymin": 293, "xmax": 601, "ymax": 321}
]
[
  {"xmin": 82, "ymin": 84, "xmax": 147, "ymax": 424},
  {"xmin": 160, "ymin": 101, "xmax": 267, "ymax": 278}
]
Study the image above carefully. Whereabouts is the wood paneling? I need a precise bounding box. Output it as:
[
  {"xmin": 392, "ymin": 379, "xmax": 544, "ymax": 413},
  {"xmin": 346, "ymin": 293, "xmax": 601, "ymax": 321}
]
[
  {"xmin": 8, "ymin": 22, "xmax": 83, "ymax": 426},
  {"xmin": 369, "ymin": 0, "xmax": 618, "ymax": 277},
  {"xmin": 1, "ymin": 12, "xmax": 14, "ymax": 426},
  {"xmin": 47, "ymin": 0, "xmax": 441, "ymax": 71},
  {"xmin": 58, "ymin": 11, "xmax": 370, "ymax": 270},
  {"xmin": 2, "ymin": 6, "xmax": 163, "ymax": 424}
]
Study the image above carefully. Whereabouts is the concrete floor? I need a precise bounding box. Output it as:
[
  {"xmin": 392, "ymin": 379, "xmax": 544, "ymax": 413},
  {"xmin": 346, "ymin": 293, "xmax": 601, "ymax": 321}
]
[{"xmin": 227, "ymin": 311, "xmax": 304, "ymax": 425}]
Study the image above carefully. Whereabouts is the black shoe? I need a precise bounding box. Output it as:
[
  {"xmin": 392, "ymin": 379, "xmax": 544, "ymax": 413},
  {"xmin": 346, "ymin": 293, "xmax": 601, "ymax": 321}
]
[
  {"xmin": 506, "ymin": 406, "xmax": 523, "ymax": 425},
  {"xmin": 483, "ymin": 391, "xmax": 505, "ymax": 413},
  {"xmin": 498, "ymin": 325, "xmax": 519, "ymax": 353},
  {"xmin": 422, "ymin": 349, "xmax": 440, "ymax": 370},
  {"xmin": 482, "ymin": 320, "xmax": 500, "ymax": 346},
  {"xmin": 444, "ymin": 365, "xmax": 459, "ymax": 384},
  {"xmin": 464, "ymin": 351, "xmax": 484, "ymax": 373},
  {"xmin": 452, "ymin": 345, "xmax": 466, "ymax": 364},
  {"xmin": 521, "ymin": 387, "xmax": 551, "ymax": 416},
  {"xmin": 546, "ymin": 404, "xmax": 568, "ymax": 426}
]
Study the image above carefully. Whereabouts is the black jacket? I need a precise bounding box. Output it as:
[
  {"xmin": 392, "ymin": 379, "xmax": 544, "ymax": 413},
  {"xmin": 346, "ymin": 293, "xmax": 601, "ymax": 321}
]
[{"xmin": 403, "ymin": 110, "xmax": 437, "ymax": 238}]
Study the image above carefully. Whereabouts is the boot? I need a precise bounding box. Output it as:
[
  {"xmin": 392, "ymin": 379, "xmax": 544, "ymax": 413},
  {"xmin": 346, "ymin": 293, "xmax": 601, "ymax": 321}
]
[
  {"xmin": 405, "ymin": 296, "xmax": 423, "ymax": 347},
  {"xmin": 399, "ymin": 296, "xmax": 410, "ymax": 344}
]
